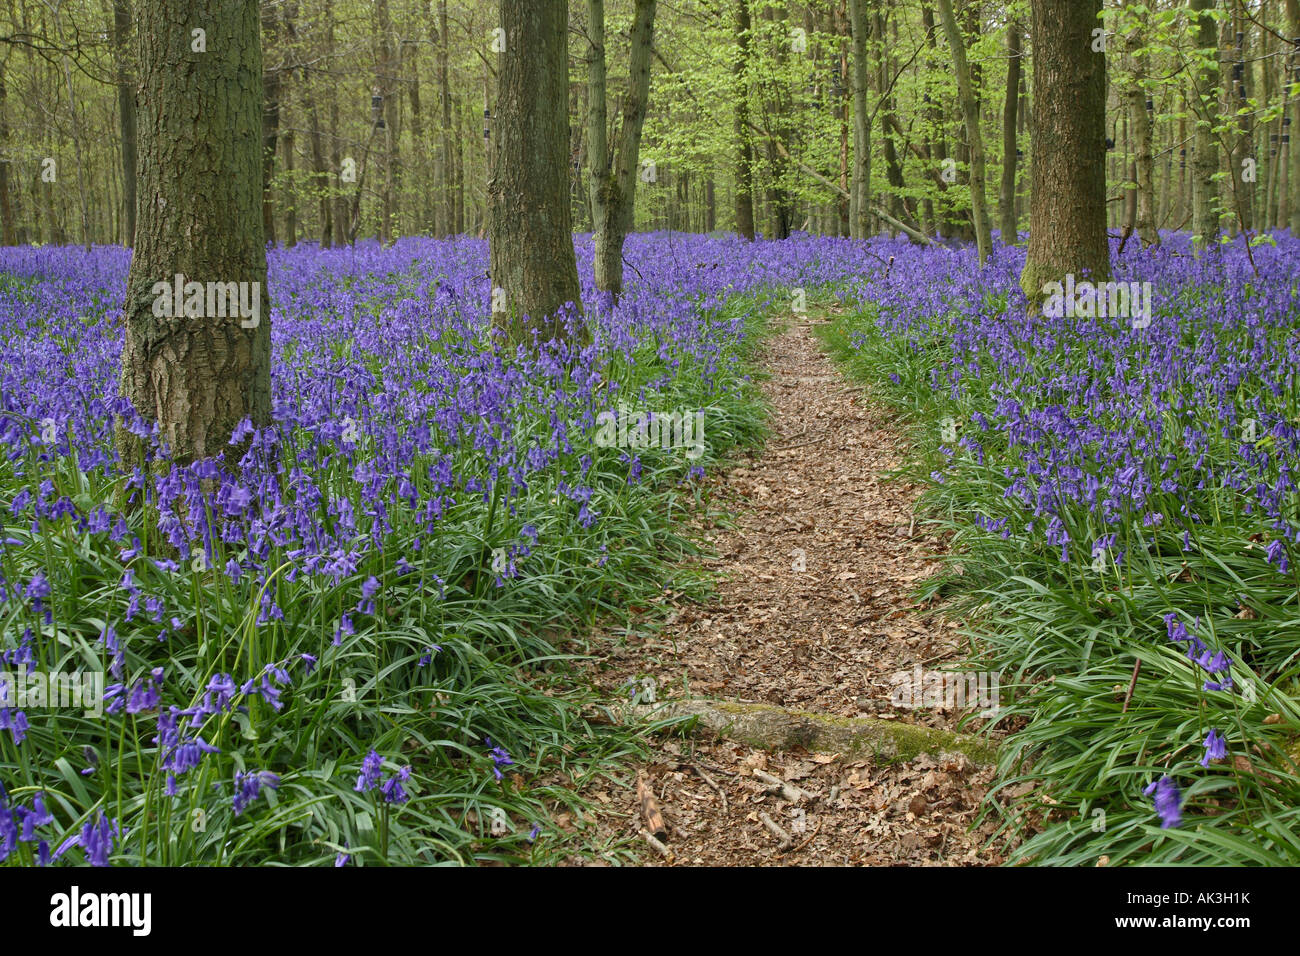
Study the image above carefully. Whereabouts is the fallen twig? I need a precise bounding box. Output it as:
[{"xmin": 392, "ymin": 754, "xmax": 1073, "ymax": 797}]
[
  {"xmin": 1122, "ymin": 659, "xmax": 1141, "ymax": 714},
  {"xmin": 639, "ymin": 828, "xmax": 673, "ymax": 860},
  {"xmin": 692, "ymin": 763, "xmax": 728, "ymax": 814},
  {"xmin": 752, "ymin": 768, "xmax": 815, "ymax": 803},
  {"xmin": 792, "ymin": 821, "xmax": 822, "ymax": 853},
  {"xmin": 758, "ymin": 811, "xmax": 794, "ymax": 851}
]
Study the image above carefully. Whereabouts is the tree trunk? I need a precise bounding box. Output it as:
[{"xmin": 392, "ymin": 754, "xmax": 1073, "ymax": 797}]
[
  {"xmin": 0, "ymin": 58, "xmax": 14, "ymax": 246},
  {"xmin": 309, "ymin": 104, "xmax": 331, "ymax": 246},
  {"xmin": 847, "ymin": 0, "xmax": 870, "ymax": 239},
  {"xmin": 999, "ymin": 20, "xmax": 1020, "ymax": 244},
  {"xmin": 283, "ymin": 126, "xmax": 296, "ymax": 246},
  {"xmin": 734, "ymin": 0, "xmax": 755, "ymax": 239},
  {"xmin": 118, "ymin": 0, "xmax": 270, "ymax": 467},
  {"xmin": 408, "ymin": 39, "xmax": 430, "ymax": 234},
  {"xmin": 587, "ymin": 0, "xmax": 656, "ymax": 298},
  {"xmin": 326, "ymin": 0, "xmax": 347, "ymax": 247},
  {"xmin": 936, "ymin": 0, "xmax": 991, "ymax": 263},
  {"xmin": 439, "ymin": 0, "xmax": 454, "ymax": 236},
  {"xmin": 1190, "ymin": 0, "xmax": 1221, "ymax": 251},
  {"xmin": 1287, "ymin": 0, "xmax": 1300, "ymax": 233},
  {"xmin": 1020, "ymin": 0, "xmax": 1110, "ymax": 308},
  {"xmin": 375, "ymin": 0, "xmax": 400, "ymax": 242},
  {"xmin": 262, "ymin": 0, "xmax": 281, "ymax": 246},
  {"xmin": 113, "ymin": 0, "xmax": 138, "ymax": 245},
  {"xmin": 488, "ymin": 0, "xmax": 583, "ymax": 345},
  {"xmin": 1126, "ymin": 26, "xmax": 1158, "ymax": 246},
  {"xmin": 454, "ymin": 92, "xmax": 465, "ymax": 233},
  {"xmin": 761, "ymin": 2, "xmax": 795, "ymax": 239}
]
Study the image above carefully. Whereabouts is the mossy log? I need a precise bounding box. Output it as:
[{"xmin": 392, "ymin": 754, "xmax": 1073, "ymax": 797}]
[{"xmin": 633, "ymin": 698, "xmax": 998, "ymax": 766}]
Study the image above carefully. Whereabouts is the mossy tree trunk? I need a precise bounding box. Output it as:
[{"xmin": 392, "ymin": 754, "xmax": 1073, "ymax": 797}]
[
  {"xmin": 936, "ymin": 0, "xmax": 992, "ymax": 264},
  {"xmin": 586, "ymin": 0, "xmax": 656, "ymax": 299}
]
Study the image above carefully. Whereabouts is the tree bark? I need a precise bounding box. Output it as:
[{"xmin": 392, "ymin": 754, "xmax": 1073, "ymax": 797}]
[
  {"xmin": 309, "ymin": 104, "xmax": 331, "ymax": 246},
  {"xmin": 488, "ymin": 0, "xmax": 583, "ymax": 345},
  {"xmin": 375, "ymin": 0, "xmax": 400, "ymax": 242},
  {"xmin": 261, "ymin": 0, "xmax": 281, "ymax": 245},
  {"xmin": 283, "ymin": 126, "xmax": 296, "ymax": 246},
  {"xmin": 1024, "ymin": 0, "xmax": 1107, "ymax": 306},
  {"xmin": 113, "ymin": 0, "xmax": 138, "ymax": 245},
  {"xmin": 1190, "ymin": 0, "xmax": 1221, "ymax": 251},
  {"xmin": 587, "ymin": 0, "xmax": 656, "ymax": 298},
  {"xmin": 0, "ymin": 57, "xmax": 14, "ymax": 246},
  {"xmin": 847, "ymin": 0, "xmax": 871, "ymax": 239},
  {"xmin": 733, "ymin": 0, "xmax": 756, "ymax": 239},
  {"xmin": 118, "ymin": 0, "xmax": 270, "ymax": 467},
  {"xmin": 1287, "ymin": 0, "xmax": 1300, "ymax": 232},
  {"xmin": 1020, "ymin": 0, "xmax": 1110, "ymax": 308},
  {"xmin": 407, "ymin": 38, "xmax": 430, "ymax": 234},
  {"xmin": 1126, "ymin": 25, "xmax": 1158, "ymax": 246},
  {"xmin": 326, "ymin": 0, "xmax": 347, "ymax": 247},
  {"xmin": 761, "ymin": 2, "xmax": 795, "ymax": 239},
  {"xmin": 875, "ymin": 6, "xmax": 912, "ymax": 231},
  {"xmin": 999, "ymin": 20, "xmax": 1020, "ymax": 244},
  {"xmin": 936, "ymin": 0, "xmax": 992, "ymax": 263}
]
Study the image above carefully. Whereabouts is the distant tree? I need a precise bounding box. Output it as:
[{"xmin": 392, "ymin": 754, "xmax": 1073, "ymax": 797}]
[
  {"xmin": 937, "ymin": 0, "xmax": 992, "ymax": 263},
  {"xmin": 734, "ymin": 0, "xmax": 756, "ymax": 240},
  {"xmin": 112, "ymin": 0, "xmax": 137, "ymax": 245},
  {"xmin": 586, "ymin": 0, "xmax": 657, "ymax": 298},
  {"xmin": 1189, "ymin": 0, "xmax": 1221, "ymax": 251},
  {"xmin": 999, "ymin": 20, "xmax": 1021, "ymax": 244},
  {"xmin": 847, "ymin": 0, "xmax": 871, "ymax": 239}
]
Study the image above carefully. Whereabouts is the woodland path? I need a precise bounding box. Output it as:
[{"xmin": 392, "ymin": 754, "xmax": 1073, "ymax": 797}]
[{"xmin": 577, "ymin": 307, "xmax": 1008, "ymax": 866}]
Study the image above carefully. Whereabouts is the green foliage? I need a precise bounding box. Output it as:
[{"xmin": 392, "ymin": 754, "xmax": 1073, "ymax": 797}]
[{"xmin": 822, "ymin": 293, "xmax": 1300, "ymax": 867}]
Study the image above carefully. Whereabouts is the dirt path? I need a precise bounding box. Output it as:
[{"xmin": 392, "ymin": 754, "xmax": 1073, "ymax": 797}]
[{"xmin": 579, "ymin": 309, "xmax": 1005, "ymax": 865}]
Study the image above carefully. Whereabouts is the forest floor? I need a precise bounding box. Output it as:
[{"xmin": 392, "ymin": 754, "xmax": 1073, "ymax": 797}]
[{"xmin": 570, "ymin": 306, "xmax": 1012, "ymax": 866}]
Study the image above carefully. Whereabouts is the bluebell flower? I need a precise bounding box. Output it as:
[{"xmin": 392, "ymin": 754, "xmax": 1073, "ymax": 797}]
[
  {"xmin": 1143, "ymin": 775, "xmax": 1182, "ymax": 828},
  {"xmin": 1201, "ymin": 729, "xmax": 1227, "ymax": 767},
  {"xmin": 233, "ymin": 770, "xmax": 280, "ymax": 815},
  {"xmin": 380, "ymin": 766, "xmax": 411, "ymax": 804},
  {"xmin": 1266, "ymin": 539, "xmax": 1289, "ymax": 573},
  {"xmin": 355, "ymin": 750, "xmax": 384, "ymax": 792},
  {"xmin": 486, "ymin": 737, "xmax": 514, "ymax": 781},
  {"xmin": 79, "ymin": 812, "xmax": 119, "ymax": 866}
]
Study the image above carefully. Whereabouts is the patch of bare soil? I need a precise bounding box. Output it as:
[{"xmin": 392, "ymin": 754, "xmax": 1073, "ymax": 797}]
[{"xmin": 571, "ymin": 310, "xmax": 1009, "ymax": 866}]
